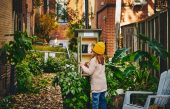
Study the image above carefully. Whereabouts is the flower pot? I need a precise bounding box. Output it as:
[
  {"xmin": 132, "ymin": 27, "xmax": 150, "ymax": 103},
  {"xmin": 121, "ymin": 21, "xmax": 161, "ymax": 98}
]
[
  {"xmin": 107, "ymin": 94, "xmax": 125, "ymax": 109},
  {"xmin": 61, "ymin": 87, "xmax": 74, "ymax": 109},
  {"xmin": 116, "ymin": 89, "xmax": 124, "ymax": 95}
]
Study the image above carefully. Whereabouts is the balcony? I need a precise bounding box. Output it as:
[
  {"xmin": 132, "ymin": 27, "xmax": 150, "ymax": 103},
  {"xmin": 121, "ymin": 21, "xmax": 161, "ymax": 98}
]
[
  {"xmin": 132, "ymin": 0, "xmax": 147, "ymax": 11},
  {"xmin": 156, "ymin": 0, "xmax": 168, "ymax": 11}
]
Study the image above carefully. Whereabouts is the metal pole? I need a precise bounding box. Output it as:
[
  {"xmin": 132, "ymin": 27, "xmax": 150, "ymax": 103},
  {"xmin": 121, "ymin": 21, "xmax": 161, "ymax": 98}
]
[
  {"xmin": 85, "ymin": 0, "xmax": 89, "ymax": 29},
  {"xmin": 85, "ymin": 1, "xmax": 90, "ymax": 108}
]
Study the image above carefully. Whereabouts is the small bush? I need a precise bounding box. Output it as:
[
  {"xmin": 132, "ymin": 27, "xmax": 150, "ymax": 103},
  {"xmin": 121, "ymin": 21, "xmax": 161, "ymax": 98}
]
[
  {"xmin": 17, "ymin": 62, "xmax": 34, "ymax": 94},
  {"xmin": 32, "ymin": 44, "xmax": 66, "ymax": 52},
  {"xmin": 24, "ymin": 51, "xmax": 44, "ymax": 75},
  {"xmin": 0, "ymin": 96, "xmax": 13, "ymax": 109}
]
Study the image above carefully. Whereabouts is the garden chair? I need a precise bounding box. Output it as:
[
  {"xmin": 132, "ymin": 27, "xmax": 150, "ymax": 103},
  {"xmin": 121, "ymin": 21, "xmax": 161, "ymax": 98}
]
[{"xmin": 122, "ymin": 69, "xmax": 170, "ymax": 109}]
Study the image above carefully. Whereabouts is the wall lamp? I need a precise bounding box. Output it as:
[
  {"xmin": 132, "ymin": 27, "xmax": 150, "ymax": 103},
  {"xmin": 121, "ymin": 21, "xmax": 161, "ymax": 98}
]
[{"xmin": 103, "ymin": 16, "xmax": 106, "ymax": 21}]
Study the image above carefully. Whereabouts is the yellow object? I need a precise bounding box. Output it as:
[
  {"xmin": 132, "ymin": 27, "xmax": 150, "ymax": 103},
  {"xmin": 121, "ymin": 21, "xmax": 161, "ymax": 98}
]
[{"xmin": 93, "ymin": 42, "xmax": 105, "ymax": 54}]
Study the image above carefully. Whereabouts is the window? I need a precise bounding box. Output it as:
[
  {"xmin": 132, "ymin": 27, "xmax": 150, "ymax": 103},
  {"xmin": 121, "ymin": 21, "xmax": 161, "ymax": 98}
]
[
  {"xmin": 55, "ymin": 0, "xmax": 67, "ymax": 23},
  {"xmin": 59, "ymin": 43, "xmax": 63, "ymax": 46}
]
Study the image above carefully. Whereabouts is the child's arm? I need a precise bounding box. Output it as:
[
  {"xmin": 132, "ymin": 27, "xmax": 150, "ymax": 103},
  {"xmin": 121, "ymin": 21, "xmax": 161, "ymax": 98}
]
[{"xmin": 81, "ymin": 58, "xmax": 96, "ymax": 75}]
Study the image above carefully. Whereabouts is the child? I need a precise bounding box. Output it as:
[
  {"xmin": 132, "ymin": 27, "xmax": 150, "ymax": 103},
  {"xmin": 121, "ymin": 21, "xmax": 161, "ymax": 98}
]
[{"xmin": 79, "ymin": 42, "xmax": 107, "ymax": 109}]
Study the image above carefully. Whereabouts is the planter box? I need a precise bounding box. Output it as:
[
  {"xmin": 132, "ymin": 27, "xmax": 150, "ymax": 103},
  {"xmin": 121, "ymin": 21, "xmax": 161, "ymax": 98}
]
[
  {"xmin": 108, "ymin": 94, "xmax": 125, "ymax": 109},
  {"xmin": 62, "ymin": 92, "xmax": 74, "ymax": 109}
]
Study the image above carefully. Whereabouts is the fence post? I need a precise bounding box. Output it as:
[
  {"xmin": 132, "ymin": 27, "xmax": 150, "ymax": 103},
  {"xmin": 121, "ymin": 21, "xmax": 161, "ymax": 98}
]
[
  {"xmin": 158, "ymin": 12, "xmax": 161, "ymax": 77},
  {"xmin": 154, "ymin": 18, "xmax": 156, "ymax": 77},
  {"xmin": 66, "ymin": 46, "xmax": 70, "ymax": 59},
  {"xmin": 45, "ymin": 52, "xmax": 48, "ymax": 63},
  {"xmin": 134, "ymin": 23, "xmax": 138, "ymax": 52},
  {"xmin": 167, "ymin": 9, "xmax": 169, "ymax": 70},
  {"xmin": 150, "ymin": 20, "xmax": 152, "ymax": 54}
]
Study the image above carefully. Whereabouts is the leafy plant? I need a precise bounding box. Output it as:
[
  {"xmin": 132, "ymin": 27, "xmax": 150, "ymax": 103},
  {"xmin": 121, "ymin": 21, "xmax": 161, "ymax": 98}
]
[
  {"xmin": 68, "ymin": 37, "xmax": 77, "ymax": 52},
  {"xmin": 43, "ymin": 55, "xmax": 67, "ymax": 73},
  {"xmin": 24, "ymin": 51, "xmax": 44, "ymax": 75},
  {"xmin": 17, "ymin": 61, "xmax": 34, "ymax": 94},
  {"xmin": 53, "ymin": 64, "xmax": 90, "ymax": 109},
  {"xmin": 106, "ymin": 33, "xmax": 169, "ymax": 102},
  {"xmin": 52, "ymin": 52, "xmax": 91, "ymax": 109},
  {"xmin": 0, "ymin": 96, "xmax": 13, "ymax": 109},
  {"xmin": 0, "ymin": 29, "xmax": 37, "ymax": 65},
  {"xmin": 32, "ymin": 44, "xmax": 66, "ymax": 52}
]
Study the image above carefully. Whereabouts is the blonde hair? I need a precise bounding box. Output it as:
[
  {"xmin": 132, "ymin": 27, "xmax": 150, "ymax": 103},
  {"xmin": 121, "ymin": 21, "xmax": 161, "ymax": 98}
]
[{"xmin": 91, "ymin": 52, "xmax": 105, "ymax": 65}]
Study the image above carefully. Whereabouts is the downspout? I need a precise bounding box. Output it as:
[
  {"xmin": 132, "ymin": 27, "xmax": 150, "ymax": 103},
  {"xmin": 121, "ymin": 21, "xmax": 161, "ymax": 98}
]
[{"xmin": 114, "ymin": 0, "xmax": 122, "ymax": 54}]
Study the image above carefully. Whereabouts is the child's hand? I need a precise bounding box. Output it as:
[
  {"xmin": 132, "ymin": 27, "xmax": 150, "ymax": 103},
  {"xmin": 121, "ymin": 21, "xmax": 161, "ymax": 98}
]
[{"xmin": 79, "ymin": 62, "xmax": 84, "ymax": 67}]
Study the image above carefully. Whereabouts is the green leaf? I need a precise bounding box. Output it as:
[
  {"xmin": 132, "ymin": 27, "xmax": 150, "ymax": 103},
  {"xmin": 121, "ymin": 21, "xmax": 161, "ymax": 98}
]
[
  {"xmin": 78, "ymin": 88, "xmax": 81, "ymax": 92},
  {"xmin": 66, "ymin": 89, "xmax": 70, "ymax": 95},
  {"xmin": 18, "ymin": 38, "xmax": 26, "ymax": 47},
  {"xmin": 71, "ymin": 90, "xmax": 75, "ymax": 95},
  {"xmin": 147, "ymin": 39, "xmax": 167, "ymax": 60},
  {"xmin": 5, "ymin": 34, "xmax": 16, "ymax": 36},
  {"xmin": 140, "ymin": 61, "xmax": 148, "ymax": 68},
  {"xmin": 112, "ymin": 47, "xmax": 131, "ymax": 63},
  {"xmin": 115, "ymin": 70, "xmax": 123, "ymax": 79},
  {"xmin": 14, "ymin": 54, "xmax": 20, "ymax": 62},
  {"xmin": 16, "ymin": 48, "xmax": 26, "ymax": 59},
  {"xmin": 167, "ymin": 52, "xmax": 170, "ymax": 58},
  {"xmin": 9, "ymin": 41, "xmax": 15, "ymax": 45},
  {"xmin": 25, "ymin": 36, "xmax": 37, "ymax": 40},
  {"xmin": 148, "ymin": 53, "xmax": 159, "ymax": 72},
  {"xmin": 134, "ymin": 51, "xmax": 147, "ymax": 62},
  {"xmin": 123, "ymin": 66, "xmax": 136, "ymax": 78},
  {"xmin": 24, "ymin": 29, "xmax": 28, "ymax": 38},
  {"xmin": 121, "ymin": 52, "xmax": 137, "ymax": 63},
  {"xmin": 137, "ymin": 33, "xmax": 151, "ymax": 43}
]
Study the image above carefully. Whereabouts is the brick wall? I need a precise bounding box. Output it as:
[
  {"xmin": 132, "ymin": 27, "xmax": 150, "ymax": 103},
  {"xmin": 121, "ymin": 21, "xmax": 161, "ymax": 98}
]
[
  {"xmin": 96, "ymin": 0, "xmax": 116, "ymax": 57},
  {"xmin": 0, "ymin": 0, "xmax": 14, "ymax": 49},
  {"xmin": 0, "ymin": 0, "xmax": 14, "ymax": 64},
  {"xmin": 121, "ymin": 0, "xmax": 155, "ymax": 26},
  {"xmin": 93, "ymin": 0, "xmax": 155, "ymax": 57}
]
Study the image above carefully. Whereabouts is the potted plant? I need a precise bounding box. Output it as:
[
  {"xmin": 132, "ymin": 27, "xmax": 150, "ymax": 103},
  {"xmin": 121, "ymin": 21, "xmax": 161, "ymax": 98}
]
[{"xmin": 0, "ymin": 29, "xmax": 37, "ymax": 95}]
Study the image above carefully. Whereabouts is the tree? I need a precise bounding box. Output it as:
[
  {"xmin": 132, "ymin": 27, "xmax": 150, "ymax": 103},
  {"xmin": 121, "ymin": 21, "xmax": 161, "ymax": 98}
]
[{"xmin": 34, "ymin": 13, "xmax": 60, "ymax": 43}]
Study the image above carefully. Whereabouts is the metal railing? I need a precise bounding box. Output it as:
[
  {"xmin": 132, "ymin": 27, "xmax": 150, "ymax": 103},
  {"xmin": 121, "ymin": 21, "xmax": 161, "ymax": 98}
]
[{"xmin": 30, "ymin": 42, "xmax": 70, "ymax": 62}]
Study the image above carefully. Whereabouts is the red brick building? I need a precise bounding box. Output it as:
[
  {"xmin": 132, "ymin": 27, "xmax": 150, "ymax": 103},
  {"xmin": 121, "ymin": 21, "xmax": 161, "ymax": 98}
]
[
  {"xmin": 0, "ymin": 0, "xmax": 14, "ymax": 53},
  {"xmin": 91, "ymin": 0, "xmax": 155, "ymax": 57},
  {"xmin": 36, "ymin": 0, "xmax": 91, "ymax": 41},
  {"xmin": 13, "ymin": 0, "xmax": 34, "ymax": 36}
]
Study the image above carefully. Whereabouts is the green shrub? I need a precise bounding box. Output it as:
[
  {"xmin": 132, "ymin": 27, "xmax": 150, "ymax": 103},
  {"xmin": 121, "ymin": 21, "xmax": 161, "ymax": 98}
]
[
  {"xmin": 0, "ymin": 96, "xmax": 13, "ymax": 109},
  {"xmin": 52, "ymin": 52, "xmax": 91, "ymax": 108},
  {"xmin": 53, "ymin": 64, "xmax": 90, "ymax": 109},
  {"xmin": 43, "ymin": 53, "xmax": 73, "ymax": 73},
  {"xmin": 24, "ymin": 51, "xmax": 44, "ymax": 75},
  {"xmin": 17, "ymin": 62, "xmax": 34, "ymax": 94},
  {"xmin": 32, "ymin": 44, "xmax": 66, "ymax": 52}
]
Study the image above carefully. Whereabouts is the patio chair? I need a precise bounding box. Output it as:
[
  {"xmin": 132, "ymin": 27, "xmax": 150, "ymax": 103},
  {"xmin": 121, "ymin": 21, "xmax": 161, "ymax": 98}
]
[{"xmin": 122, "ymin": 69, "xmax": 170, "ymax": 109}]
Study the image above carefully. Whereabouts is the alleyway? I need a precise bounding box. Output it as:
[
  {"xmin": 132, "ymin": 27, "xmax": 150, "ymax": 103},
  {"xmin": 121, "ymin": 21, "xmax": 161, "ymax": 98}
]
[{"xmin": 10, "ymin": 73, "xmax": 63, "ymax": 109}]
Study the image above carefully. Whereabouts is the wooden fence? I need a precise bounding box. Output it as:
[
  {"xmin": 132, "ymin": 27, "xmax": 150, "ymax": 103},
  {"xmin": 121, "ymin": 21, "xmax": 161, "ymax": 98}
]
[{"xmin": 121, "ymin": 7, "xmax": 170, "ymax": 77}]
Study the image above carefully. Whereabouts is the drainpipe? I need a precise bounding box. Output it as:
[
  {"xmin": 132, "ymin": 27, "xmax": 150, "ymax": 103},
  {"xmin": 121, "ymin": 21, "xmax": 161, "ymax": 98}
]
[{"xmin": 85, "ymin": 0, "xmax": 89, "ymax": 29}]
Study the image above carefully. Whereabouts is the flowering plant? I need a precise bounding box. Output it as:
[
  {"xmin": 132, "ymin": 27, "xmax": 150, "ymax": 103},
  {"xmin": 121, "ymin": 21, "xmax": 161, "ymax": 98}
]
[
  {"xmin": 0, "ymin": 96, "xmax": 13, "ymax": 109},
  {"xmin": 53, "ymin": 53, "xmax": 91, "ymax": 109}
]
